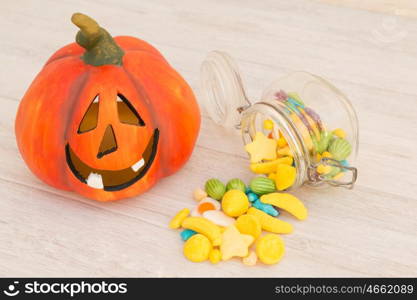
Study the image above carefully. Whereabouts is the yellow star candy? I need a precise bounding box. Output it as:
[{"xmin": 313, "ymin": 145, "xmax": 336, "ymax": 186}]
[
  {"xmin": 244, "ymin": 132, "xmax": 277, "ymax": 163},
  {"xmin": 220, "ymin": 225, "xmax": 254, "ymax": 261}
]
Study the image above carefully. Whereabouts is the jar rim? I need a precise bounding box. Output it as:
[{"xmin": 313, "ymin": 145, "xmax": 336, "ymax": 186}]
[{"xmin": 241, "ymin": 102, "xmax": 310, "ymax": 190}]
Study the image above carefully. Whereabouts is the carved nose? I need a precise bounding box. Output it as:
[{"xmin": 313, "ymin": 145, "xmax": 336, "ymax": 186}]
[{"xmin": 97, "ymin": 125, "xmax": 117, "ymax": 158}]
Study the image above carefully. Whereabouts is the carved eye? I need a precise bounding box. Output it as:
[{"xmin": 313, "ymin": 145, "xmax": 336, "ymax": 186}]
[
  {"xmin": 78, "ymin": 95, "xmax": 99, "ymax": 133},
  {"xmin": 117, "ymin": 94, "xmax": 145, "ymax": 126}
]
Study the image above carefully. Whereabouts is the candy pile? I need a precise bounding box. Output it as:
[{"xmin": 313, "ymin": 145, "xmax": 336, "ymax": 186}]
[
  {"xmin": 169, "ymin": 177, "xmax": 307, "ymax": 266},
  {"xmin": 168, "ymin": 91, "xmax": 353, "ymax": 266}
]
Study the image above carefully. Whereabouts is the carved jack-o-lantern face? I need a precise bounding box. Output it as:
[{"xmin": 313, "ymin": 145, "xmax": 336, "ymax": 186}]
[
  {"xmin": 15, "ymin": 13, "xmax": 200, "ymax": 201},
  {"xmin": 66, "ymin": 93, "xmax": 159, "ymax": 191}
]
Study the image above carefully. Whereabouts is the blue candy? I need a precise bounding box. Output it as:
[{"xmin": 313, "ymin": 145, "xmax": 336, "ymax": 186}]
[
  {"xmin": 180, "ymin": 229, "xmax": 197, "ymax": 241},
  {"xmin": 288, "ymin": 97, "xmax": 304, "ymax": 108},
  {"xmin": 245, "ymin": 187, "xmax": 252, "ymax": 195},
  {"xmin": 247, "ymin": 192, "xmax": 259, "ymax": 203},
  {"xmin": 252, "ymin": 199, "xmax": 279, "ymax": 217},
  {"xmin": 340, "ymin": 160, "xmax": 349, "ymax": 172}
]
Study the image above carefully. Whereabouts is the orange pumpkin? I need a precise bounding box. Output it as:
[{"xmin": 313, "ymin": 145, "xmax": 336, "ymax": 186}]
[{"xmin": 15, "ymin": 13, "xmax": 200, "ymax": 201}]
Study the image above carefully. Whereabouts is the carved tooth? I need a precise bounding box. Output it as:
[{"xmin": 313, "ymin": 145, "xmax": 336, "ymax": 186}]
[
  {"xmin": 93, "ymin": 95, "xmax": 99, "ymax": 103},
  {"xmin": 131, "ymin": 158, "xmax": 145, "ymax": 172},
  {"xmin": 86, "ymin": 172, "xmax": 104, "ymax": 189}
]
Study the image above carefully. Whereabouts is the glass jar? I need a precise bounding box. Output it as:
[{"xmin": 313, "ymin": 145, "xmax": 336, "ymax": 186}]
[{"xmin": 200, "ymin": 51, "xmax": 358, "ymax": 190}]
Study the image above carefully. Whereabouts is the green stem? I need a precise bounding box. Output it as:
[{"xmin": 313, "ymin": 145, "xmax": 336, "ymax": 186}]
[{"xmin": 71, "ymin": 13, "xmax": 124, "ymax": 66}]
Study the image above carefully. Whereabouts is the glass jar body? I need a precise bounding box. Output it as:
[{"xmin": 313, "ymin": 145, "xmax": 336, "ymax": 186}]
[{"xmin": 201, "ymin": 51, "xmax": 359, "ymax": 189}]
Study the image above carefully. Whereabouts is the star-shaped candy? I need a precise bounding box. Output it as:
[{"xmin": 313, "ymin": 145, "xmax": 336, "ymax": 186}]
[
  {"xmin": 244, "ymin": 131, "xmax": 277, "ymax": 163},
  {"xmin": 220, "ymin": 225, "xmax": 254, "ymax": 261}
]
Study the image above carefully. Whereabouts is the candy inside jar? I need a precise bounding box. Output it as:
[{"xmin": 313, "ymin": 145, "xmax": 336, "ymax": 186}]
[{"xmin": 201, "ymin": 51, "xmax": 358, "ymax": 190}]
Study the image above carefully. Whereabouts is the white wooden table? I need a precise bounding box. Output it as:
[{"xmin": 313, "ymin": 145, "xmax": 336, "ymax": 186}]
[{"xmin": 1, "ymin": 0, "xmax": 416, "ymax": 277}]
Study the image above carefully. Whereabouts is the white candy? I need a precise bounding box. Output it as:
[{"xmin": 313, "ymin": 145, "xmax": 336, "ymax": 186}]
[
  {"xmin": 191, "ymin": 198, "xmax": 220, "ymax": 217},
  {"xmin": 203, "ymin": 210, "xmax": 235, "ymax": 227}
]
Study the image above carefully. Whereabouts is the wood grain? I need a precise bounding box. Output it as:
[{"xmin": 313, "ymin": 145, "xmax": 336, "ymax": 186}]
[
  {"xmin": 317, "ymin": 0, "xmax": 417, "ymax": 18},
  {"xmin": 0, "ymin": 0, "xmax": 416, "ymax": 277}
]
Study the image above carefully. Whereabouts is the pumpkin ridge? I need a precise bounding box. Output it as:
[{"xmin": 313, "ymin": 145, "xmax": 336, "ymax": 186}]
[
  {"xmin": 121, "ymin": 67, "xmax": 157, "ymax": 124},
  {"xmin": 61, "ymin": 70, "xmax": 92, "ymax": 187},
  {"xmin": 122, "ymin": 66, "xmax": 168, "ymax": 178},
  {"xmin": 63, "ymin": 70, "xmax": 92, "ymax": 141}
]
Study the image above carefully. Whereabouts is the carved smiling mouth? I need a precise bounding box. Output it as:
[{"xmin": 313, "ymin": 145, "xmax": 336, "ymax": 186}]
[{"xmin": 65, "ymin": 129, "xmax": 159, "ymax": 191}]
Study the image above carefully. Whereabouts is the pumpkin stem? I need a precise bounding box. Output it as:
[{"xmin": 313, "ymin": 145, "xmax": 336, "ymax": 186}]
[{"xmin": 71, "ymin": 13, "xmax": 124, "ymax": 66}]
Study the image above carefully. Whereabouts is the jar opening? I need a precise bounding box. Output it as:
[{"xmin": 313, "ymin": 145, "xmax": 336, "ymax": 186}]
[{"xmin": 241, "ymin": 102, "xmax": 309, "ymax": 190}]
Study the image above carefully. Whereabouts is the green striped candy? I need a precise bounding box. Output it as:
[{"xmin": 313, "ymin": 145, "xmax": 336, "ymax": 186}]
[
  {"xmin": 329, "ymin": 138, "xmax": 352, "ymax": 161},
  {"xmin": 204, "ymin": 178, "xmax": 226, "ymax": 200},
  {"xmin": 226, "ymin": 178, "xmax": 246, "ymax": 193},
  {"xmin": 249, "ymin": 177, "xmax": 276, "ymax": 195}
]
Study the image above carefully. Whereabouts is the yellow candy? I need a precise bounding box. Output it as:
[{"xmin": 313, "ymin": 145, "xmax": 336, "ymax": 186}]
[
  {"xmin": 277, "ymin": 146, "xmax": 293, "ymax": 157},
  {"xmin": 169, "ymin": 208, "xmax": 190, "ymax": 229},
  {"xmin": 247, "ymin": 207, "xmax": 293, "ymax": 234},
  {"xmin": 242, "ymin": 250, "xmax": 258, "ymax": 266},
  {"xmin": 316, "ymin": 164, "xmax": 332, "ymax": 174},
  {"xmin": 249, "ymin": 157, "xmax": 293, "ymax": 174},
  {"xmin": 256, "ymin": 234, "xmax": 285, "ymax": 265},
  {"xmin": 221, "ymin": 190, "xmax": 249, "ymax": 217},
  {"xmin": 332, "ymin": 128, "xmax": 346, "ymax": 139},
  {"xmin": 260, "ymin": 193, "xmax": 308, "ymax": 220},
  {"xmin": 275, "ymin": 164, "xmax": 297, "ymax": 191},
  {"xmin": 268, "ymin": 173, "xmax": 277, "ymax": 180},
  {"xmin": 181, "ymin": 217, "xmax": 222, "ymax": 246},
  {"xmin": 193, "ymin": 188, "xmax": 207, "ymax": 202},
  {"xmin": 322, "ymin": 151, "xmax": 332, "ymax": 159},
  {"xmin": 301, "ymin": 109, "xmax": 320, "ymax": 139},
  {"xmin": 183, "ymin": 234, "xmax": 212, "ymax": 262},
  {"xmin": 332, "ymin": 172, "xmax": 344, "ymax": 180},
  {"xmin": 315, "ymin": 153, "xmax": 322, "ymax": 162},
  {"xmin": 277, "ymin": 136, "xmax": 287, "ymax": 148},
  {"xmin": 244, "ymin": 131, "xmax": 277, "ymax": 163},
  {"xmin": 209, "ymin": 248, "xmax": 222, "ymax": 264},
  {"xmin": 290, "ymin": 112, "xmax": 314, "ymax": 150},
  {"xmin": 263, "ymin": 119, "xmax": 274, "ymax": 130},
  {"xmin": 220, "ymin": 225, "xmax": 254, "ymax": 261},
  {"xmin": 235, "ymin": 214, "xmax": 262, "ymax": 239}
]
